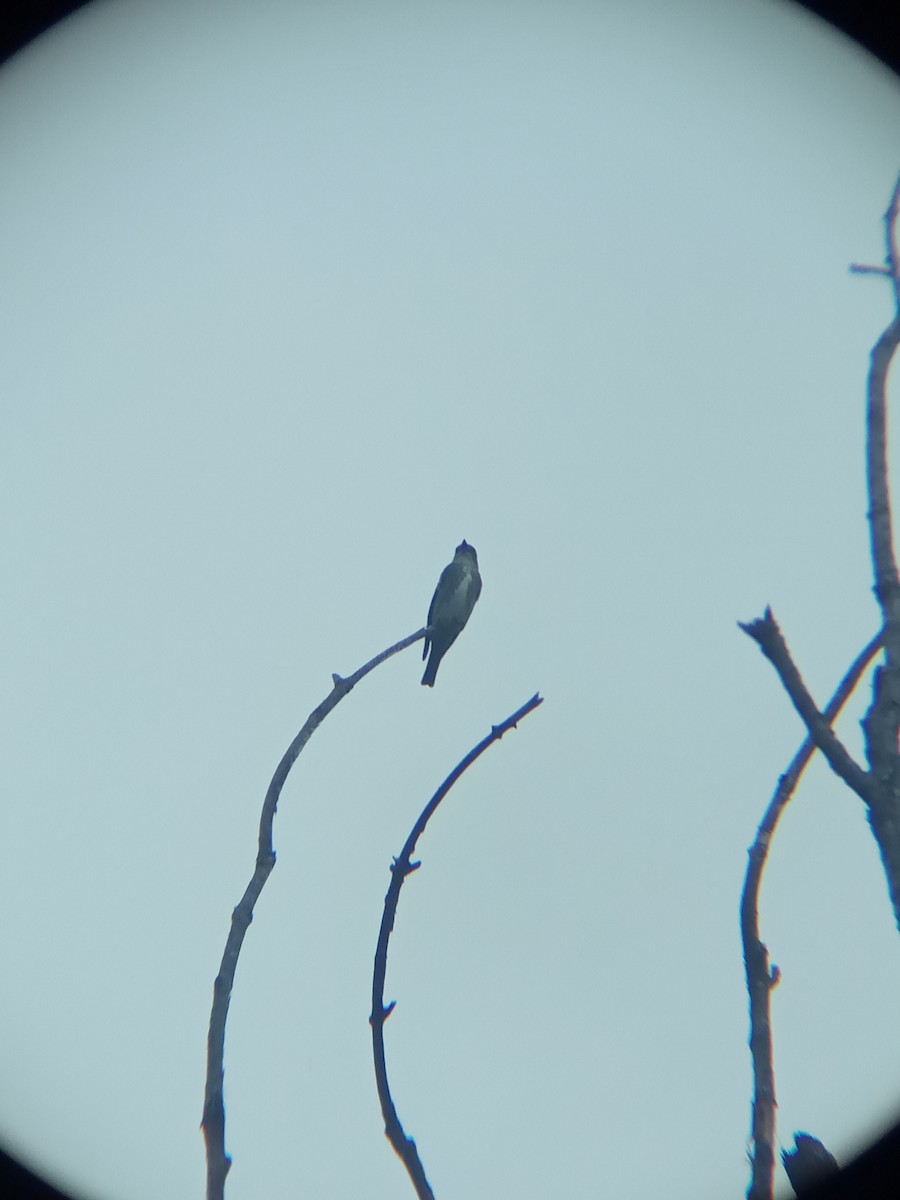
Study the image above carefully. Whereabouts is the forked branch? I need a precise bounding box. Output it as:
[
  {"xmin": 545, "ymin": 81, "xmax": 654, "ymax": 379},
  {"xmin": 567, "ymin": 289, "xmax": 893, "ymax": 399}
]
[
  {"xmin": 738, "ymin": 609, "xmax": 875, "ymax": 806},
  {"xmin": 741, "ymin": 632, "xmax": 882, "ymax": 1200}
]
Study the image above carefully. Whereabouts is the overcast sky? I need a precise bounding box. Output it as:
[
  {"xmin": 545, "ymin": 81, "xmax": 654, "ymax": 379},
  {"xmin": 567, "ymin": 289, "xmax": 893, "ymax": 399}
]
[{"xmin": 3, "ymin": 2, "xmax": 900, "ymax": 1198}]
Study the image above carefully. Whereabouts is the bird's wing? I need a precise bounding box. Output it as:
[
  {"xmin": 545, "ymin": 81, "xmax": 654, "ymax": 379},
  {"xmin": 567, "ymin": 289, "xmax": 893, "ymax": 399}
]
[
  {"xmin": 424, "ymin": 562, "xmax": 452, "ymax": 657},
  {"xmin": 427, "ymin": 562, "xmax": 456, "ymax": 627},
  {"xmin": 470, "ymin": 568, "xmax": 482, "ymax": 605}
]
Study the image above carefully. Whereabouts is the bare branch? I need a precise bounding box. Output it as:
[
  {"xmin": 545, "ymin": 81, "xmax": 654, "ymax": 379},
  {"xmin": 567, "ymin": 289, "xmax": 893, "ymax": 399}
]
[
  {"xmin": 369, "ymin": 693, "xmax": 544, "ymax": 1199},
  {"xmin": 866, "ymin": 313, "xmax": 900, "ymax": 666},
  {"xmin": 201, "ymin": 626, "xmax": 427, "ymax": 1200},
  {"xmin": 863, "ymin": 172, "xmax": 900, "ymax": 664},
  {"xmin": 739, "ymin": 608, "xmax": 876, "ymax": 806},
  {"xmin": 741, "ymin": 632, "xmax": 882, "ymax": 1200},
  {"xmin": 849, "ymin": 263, "xmax": 892, "ymax": 277},
  {"xmin": 851, "ymin": 171, "xmax": 900, "ymax": 932},
  {"xmin": 886, "ymin": 172, "xmax": 900, "ymax": 309},
  {"xmin": 850, "ymin": 174, "xmax": 900, "ymax": 293}
]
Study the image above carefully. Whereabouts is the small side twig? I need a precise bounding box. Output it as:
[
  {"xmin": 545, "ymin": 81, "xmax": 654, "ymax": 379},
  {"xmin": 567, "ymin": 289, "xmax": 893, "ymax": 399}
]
[
  {"xmin": 739, "ymin": 608, "xmax": 876, "ymax": 807},
  {"xmin": 848, "ymin": 171, "xmax": 900, "ymax": 306},
  {"xmin": 849, "ymin": 264, "xmax": 892, "ymax": 277},
  {"xmin": 369, "ymin": 693, "xmax": 544, "ymax": 1200},
  {"xmin": 201, "ymin": 626, "xmax": 427, "ymax": 1200},
  {"xmin": 741, "ymin": 632, "xmax": 882, "ymax": 1200}
]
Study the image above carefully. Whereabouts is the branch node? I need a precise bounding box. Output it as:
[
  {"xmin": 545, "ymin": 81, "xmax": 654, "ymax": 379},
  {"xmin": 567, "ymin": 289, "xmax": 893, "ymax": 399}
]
[{"xmin": 390, "ymin": 857, "xmax": 421, "ymax": 877}]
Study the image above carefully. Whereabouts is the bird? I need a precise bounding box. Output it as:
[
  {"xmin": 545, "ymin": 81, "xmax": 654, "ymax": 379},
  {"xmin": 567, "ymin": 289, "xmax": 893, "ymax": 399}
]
[
  {"xmin": 421, "ymin": 540, "xmax": 482, "ymax": 687},
  {"xmin": 782, "ymin": 1132, "xmax": 839, "ymax": 1195}
]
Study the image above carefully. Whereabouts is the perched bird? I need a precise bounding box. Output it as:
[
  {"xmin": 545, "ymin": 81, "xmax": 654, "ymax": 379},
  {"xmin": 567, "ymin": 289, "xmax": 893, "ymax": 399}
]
[
  {"xmin": 421, "ymin": 540, "xmax": 482, "ymax": 687},
  {"xmin": 782, "ymin": 1132, "xmax": 839, "ymax": 1196}
]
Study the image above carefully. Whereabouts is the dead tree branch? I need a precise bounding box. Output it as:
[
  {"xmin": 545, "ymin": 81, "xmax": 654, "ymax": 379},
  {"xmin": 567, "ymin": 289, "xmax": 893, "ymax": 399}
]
[
  {"xmin": 739, "ymin": 171, "xmax": 900, "ymax": 1198},
  {"xmin": 741, "ymin": 633, "xmax": 882, "ymax": 1200},
  {"xmin": 202, "ymin": 626, "xmax": 427, "ymax": 1200},
  {"xmin": 742, "ymin": 171, "xmax": 900, "ymax": 927},
  {"xmin": 369, "ymin": 693, "xmax": 544, "ymax": 1199},
  {"xmin": 859, "ymin": 172, "xmax": 900, "ymax": 927},
  {"xmin": 739, "ymin": 610, "xmax": 875, "ymax": 806}
]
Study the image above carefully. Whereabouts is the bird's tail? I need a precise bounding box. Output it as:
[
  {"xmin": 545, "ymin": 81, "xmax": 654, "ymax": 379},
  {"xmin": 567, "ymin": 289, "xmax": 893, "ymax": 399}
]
[{"xmin": 421, "ymin": 654, "xmax": 439, "ymax": 687}]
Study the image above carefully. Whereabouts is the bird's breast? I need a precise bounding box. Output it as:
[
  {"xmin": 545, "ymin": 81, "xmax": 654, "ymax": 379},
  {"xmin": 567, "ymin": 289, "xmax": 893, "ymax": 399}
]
[{"xmin": 441, "ymin": 568, "xmax": 476, "ymax": 620}]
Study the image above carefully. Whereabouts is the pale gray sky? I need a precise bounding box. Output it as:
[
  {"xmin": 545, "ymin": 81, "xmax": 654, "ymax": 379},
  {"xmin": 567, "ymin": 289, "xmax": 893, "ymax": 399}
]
[{"xmin": 2, "ymin": 2, "xmax": 900, "ymax": 1198}]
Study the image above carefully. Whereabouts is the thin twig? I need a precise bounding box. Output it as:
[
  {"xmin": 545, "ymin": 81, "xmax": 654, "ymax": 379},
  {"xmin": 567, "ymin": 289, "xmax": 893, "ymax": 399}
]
[
  {"xmin": 369, "ymin": 693, "xmax": 544, "ymax": 1199},
  {"xmin": 741, "ymin": 632, "xmax": 882, "ymax": 1200},
  {"xmin": 201, "ymin": 626, "xmax": 427, "ymax": 1200},
  {"xmin": 849, "ymin": 264, "xmax": 892, "ymax": 277}
]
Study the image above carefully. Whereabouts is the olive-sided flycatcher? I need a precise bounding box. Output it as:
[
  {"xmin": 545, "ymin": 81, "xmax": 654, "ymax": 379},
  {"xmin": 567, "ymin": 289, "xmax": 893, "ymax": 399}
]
[{"xmin": 421, "ymin": 540, "xmax": 482, "ymax": 686}]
